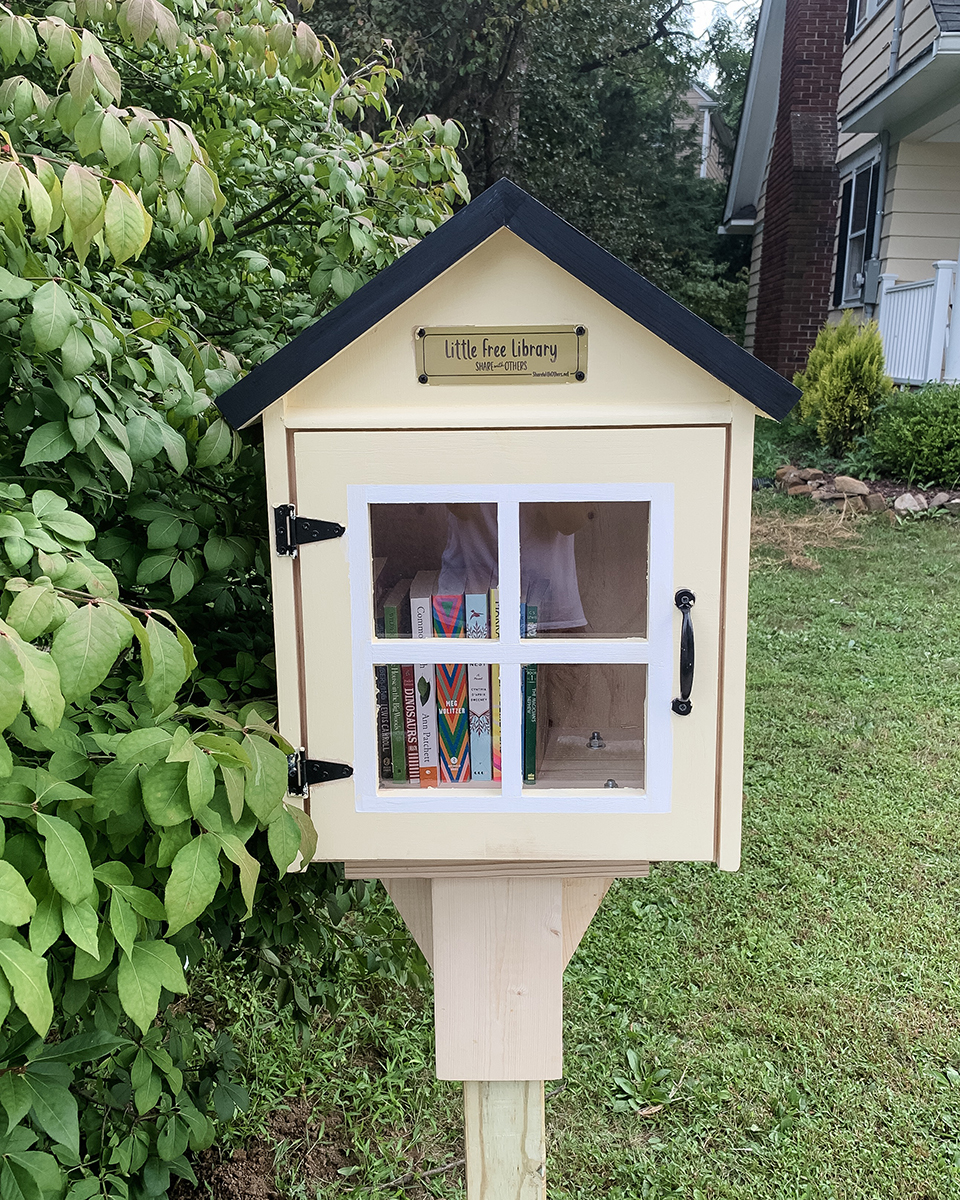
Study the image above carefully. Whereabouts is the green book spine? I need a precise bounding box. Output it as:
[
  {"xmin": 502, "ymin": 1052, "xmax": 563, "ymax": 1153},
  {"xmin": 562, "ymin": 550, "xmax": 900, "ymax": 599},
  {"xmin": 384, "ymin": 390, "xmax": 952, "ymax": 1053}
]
[
  {"xmin": 387, "ymin": 666, "xmax": 406, "ymax": 782},
  {"xmin": 384, "ymin": 591, "xmax": 408, "ymax": 782},
  {"xmin": 523, "ymin": 664, "xmax": 538, "ymax": 783}
]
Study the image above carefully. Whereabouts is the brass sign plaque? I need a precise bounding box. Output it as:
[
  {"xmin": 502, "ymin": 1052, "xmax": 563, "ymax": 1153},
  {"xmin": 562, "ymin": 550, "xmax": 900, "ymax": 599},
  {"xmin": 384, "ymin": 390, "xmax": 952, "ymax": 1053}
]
[{"xmin": 415, "ymin": 325, "xmax": 587, "ymax": 385}]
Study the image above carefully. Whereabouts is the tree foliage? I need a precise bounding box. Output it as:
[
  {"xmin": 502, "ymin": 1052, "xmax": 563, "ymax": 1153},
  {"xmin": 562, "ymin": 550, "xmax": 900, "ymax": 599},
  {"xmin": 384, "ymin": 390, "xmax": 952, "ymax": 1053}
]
[
  {"xmin": 0, "ymin": 0, "xmax": 464, "ymax": 1194},
  {"xmin": 307, "ymin": 0, "xmax": 752, "ymax": 336}
]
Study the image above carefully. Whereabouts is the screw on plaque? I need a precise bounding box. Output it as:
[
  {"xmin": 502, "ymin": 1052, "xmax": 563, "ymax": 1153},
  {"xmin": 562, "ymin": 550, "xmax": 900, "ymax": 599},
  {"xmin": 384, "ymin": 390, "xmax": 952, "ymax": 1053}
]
[
  {"xmin": 575, "ymin": 370, "xmax": 585, "ymax": 381},
  {"xmin": 575, "ymin": 325, "xmax": 585, "ymax": 336},
  {"xmin": 587, "ymin": 731, "xmax": 605, "ymax": 749},
  {"xmin": 604, "ymin": 778, "xmax": 619, "ymax": 788},
  {"xmin": 418, "ymin": 373, "xmax": 428, "ymax": 384},
  {"xmin": 417, "ymin": 327, "xmax": 426, "ymax": 338}
]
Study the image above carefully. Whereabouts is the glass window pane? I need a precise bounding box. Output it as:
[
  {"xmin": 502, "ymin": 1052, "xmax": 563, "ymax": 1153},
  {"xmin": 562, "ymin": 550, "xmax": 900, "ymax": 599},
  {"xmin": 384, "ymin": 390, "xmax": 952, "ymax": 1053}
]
[
  {"xmin": 374, "ymin": 663, "xmax": 501, "ymax": 789},
  {"xmin": 851, "ymin": 168, "xmax": 871, "ymax": 234},
  {"xmin": 370, "ymin": 503, "xmax": 498, "ymax": 638},
  {"xmin": 519, "ymin": 501, "xmax": 648, "ymax": 638},
  {"xmin": 844, "ymin": 232, "xmax": 866, "ymax": 299},
  {"xmin": 521, "ymin": 663, "xmax": 646, "ymax": 789}
]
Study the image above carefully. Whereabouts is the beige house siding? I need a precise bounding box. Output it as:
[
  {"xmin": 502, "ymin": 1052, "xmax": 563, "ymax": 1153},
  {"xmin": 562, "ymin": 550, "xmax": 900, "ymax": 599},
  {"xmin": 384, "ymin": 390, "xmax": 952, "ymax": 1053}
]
[
  {"xmin": 743, "ymin": 145, "xmax": 771, "ymax": 352},
  {"xmin": 839, "ymin": 4, "xmax": 898, "ymax": 116},
  {"xmin": 896, "ymin": 0, "xmax": 940, "ymax": 66},
  {"xmin": 880, "ymin": 139, "xmax": 960, "ymax": 280}
]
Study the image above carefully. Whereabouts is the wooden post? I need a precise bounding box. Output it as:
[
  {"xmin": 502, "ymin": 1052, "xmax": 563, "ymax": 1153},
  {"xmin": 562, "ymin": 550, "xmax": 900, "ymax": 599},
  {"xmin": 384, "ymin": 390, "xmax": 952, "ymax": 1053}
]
[{"xmin": 464, "ymin": 1081, "xmax": 546, "ymax": 1200}]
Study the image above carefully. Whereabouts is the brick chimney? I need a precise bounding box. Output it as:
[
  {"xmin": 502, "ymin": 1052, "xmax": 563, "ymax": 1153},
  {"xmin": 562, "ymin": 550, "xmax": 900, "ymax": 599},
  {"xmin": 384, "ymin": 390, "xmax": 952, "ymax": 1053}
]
[{"xmin": 751, "ymin": 0, "xmax": 847, "ymax": 378}]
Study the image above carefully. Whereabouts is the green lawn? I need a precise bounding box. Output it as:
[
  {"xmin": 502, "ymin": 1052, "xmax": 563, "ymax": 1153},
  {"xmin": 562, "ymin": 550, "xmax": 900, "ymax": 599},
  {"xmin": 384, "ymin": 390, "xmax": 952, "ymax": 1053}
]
[{"xmin": 192, "ymin": 498, "xmax": 960, "ymax": 1200}]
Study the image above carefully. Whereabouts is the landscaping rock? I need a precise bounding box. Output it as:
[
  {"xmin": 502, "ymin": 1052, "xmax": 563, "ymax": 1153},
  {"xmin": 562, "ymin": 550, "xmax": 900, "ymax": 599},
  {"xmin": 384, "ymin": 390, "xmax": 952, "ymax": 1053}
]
[
  {"xmin": 777, "ymin": 471, "xmax": 803, "ymax": 490},
  {"xmin": 894, "ymin": 492, "xmax": 926, "ymax": 513},
  {"xmin": 787, "ymin": 484, "xmax": 814, "ymax": 497},
  {"xmin": 842, "ymin": 495, "xmax": 867, "ymax": 513},
  {"xmin": 775, "ymin": 465, "xmax": 797, "ymax": 480},
  {"xmin": 864, "ymin": 493, "xmax": 888, "ymax": 512},
  {"xmin": 811, "ymin": 488, "xmax": 842, "ymax": 502},
  {"xmin": 930, "ymin": 492, "xmax": 952, "ymax": 508},
  {"xmin": 834, "ymin": 475, "xmax": 869, "ymax": 495},
  {"xmin": 799, "ymin": 468, "xmax": 825, "ymax": 481}
]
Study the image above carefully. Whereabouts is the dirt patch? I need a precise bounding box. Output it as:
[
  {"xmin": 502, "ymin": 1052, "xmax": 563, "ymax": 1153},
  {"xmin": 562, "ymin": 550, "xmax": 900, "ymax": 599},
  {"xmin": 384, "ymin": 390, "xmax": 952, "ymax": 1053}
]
[
  {"xmin": 751, "ymin": 504, "xmax": 861, "ymax": 570},
  {"xmin": 173, "ymin": 1100, "xmax": 355, "ymax": 1200}
]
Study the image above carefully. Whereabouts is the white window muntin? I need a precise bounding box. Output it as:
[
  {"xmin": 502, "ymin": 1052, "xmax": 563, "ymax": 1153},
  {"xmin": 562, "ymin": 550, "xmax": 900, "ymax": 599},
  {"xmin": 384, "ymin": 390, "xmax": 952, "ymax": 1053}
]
[{"xmin": 347, "ymin": 482, "xmax": 675, "ymax": 815}]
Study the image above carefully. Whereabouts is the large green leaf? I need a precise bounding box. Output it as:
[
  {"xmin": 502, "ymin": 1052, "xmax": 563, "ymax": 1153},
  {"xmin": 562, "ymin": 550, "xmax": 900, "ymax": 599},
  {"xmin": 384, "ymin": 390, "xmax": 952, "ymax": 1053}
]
[
  {"xmin": 212, "ymin": 832, "xmax": 259, "ymax": 918},
  {"xmin": 50, "ymin": 602, "xmax": 127, "ymax": 700},
  {"xmin": 35, "ymin": 813, "xmax": 94, "ymax": 905},
  {"xmin": 21, "ymin": 1069, "xmax": 79, "ymax": 1156},
  {"xmin": 28, "ymin": 887, "xmax": 62, "ymax": 957},
  {"xmin": 183, "ymin": 161, "xmax": 214, "ymax": 220},
  {"xmin": 267, "ymin": 807, "xmax": 301, "ymax": 875},
  {"xmin": 0, "ymin": 266, "xmax": 31, "ymax": 301},
  {"xmin": 143, "ymin": 617, "xmax": 189, "ymax": 714},
  {"xmin": 36, "ymin": 1030, "xmax": 130, "ymax": 1064},
  {"xmin": 288, "ymin": 806, "xmax": 318, "ymax": 864},
  {"xmin": 194, "ymin": 418, "xmax": 232, "ymax": 468},
  {"xmin": 141, "ymin": 760, "xmax": 191, "ymax": 826},
  {"xmin": 114, "ymin": 726, "xmax": 172, "ymax": 765},
  {"xmin": 117, "ymin": 940, "xmax": 187, "ymax": 1033},
  {"xmin": 5, "ymin": 588, "xmax": 56, "ymax": 642},
  {"xmin": 0, "ymin": 939, "xmax": 52, "ymax": 1035},
  {"xmin": 0, "ymin": 862, "xmax": 36, "ymax": 926},
  {"xmin": 164, "ymin": 834, "xmax": 220, "ymax": 935},
  {"xmin": 241, "ymin": 734, "xmax": 287, "ymax": 824},
  {"xmin": 21, "ymin": 422, "xmax": 73, "ymax": 467},
  {"xmin": 60, "ymin": 897, "xmax": 99, "ymax": 958},
  {"xmin": 0, "ymin": 637, "xmax": 25, "ymax": 731},
  {"xmin": 9, "ymin": 638, "xmax": 63, "ymax": 730},
  {"xmin": 30, "ymin": 281, "xmax": 77, "ymax": 354},
  {"xmin": 104, "ymin": 180, "xmax": 148, "ymax": 263},
  {"xmin": 109, "ymin": 890, "xmax": 137, "ymax": 957},
  {"xmin": 91, "ymin": 760, "xmax": 140, "ymax": 819},
  {"xmin": 61, "ymin": 163, "xmax": 104, "ymax": 238}
]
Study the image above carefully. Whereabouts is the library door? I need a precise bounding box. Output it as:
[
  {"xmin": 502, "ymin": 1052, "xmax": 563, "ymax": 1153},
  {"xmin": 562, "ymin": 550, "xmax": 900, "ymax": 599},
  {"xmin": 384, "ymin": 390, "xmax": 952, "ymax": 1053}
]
[{"xmin": 292, "ymin": 425, "xmax": 728, "ymax": 864}]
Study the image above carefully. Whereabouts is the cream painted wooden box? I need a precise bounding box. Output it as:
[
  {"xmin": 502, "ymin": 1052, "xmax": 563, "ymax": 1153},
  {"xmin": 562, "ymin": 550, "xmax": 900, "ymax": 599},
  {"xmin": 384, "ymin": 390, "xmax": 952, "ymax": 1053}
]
[{"xmin": 217, "ymin": 180, "xmax": 799, "ymax": 877}]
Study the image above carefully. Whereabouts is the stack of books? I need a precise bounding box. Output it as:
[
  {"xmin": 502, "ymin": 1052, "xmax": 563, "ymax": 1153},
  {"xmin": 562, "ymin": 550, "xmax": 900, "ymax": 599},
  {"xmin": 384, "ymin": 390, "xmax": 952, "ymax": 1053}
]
[
  {"xmin": 377, "ymin": 572, "xmax": 502, "ymax": 787},
  {"xmin": 376, "ymin": 573, "xmax": 548, "ymax": 787}
]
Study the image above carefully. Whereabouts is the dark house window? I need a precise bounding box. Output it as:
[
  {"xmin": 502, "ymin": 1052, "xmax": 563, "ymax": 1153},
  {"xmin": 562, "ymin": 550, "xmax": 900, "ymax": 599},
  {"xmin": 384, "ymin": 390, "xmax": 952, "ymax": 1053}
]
[{"xmin": 834, "ymin": 161, "xmax": 881, "ymax": 306}]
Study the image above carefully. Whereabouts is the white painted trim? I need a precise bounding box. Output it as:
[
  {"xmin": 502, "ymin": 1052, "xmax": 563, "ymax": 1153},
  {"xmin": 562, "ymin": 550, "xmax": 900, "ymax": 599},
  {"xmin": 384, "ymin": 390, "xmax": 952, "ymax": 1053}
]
[{"xmin": 347, "ymin": 483, "xmax": 674, "ymax": 815}]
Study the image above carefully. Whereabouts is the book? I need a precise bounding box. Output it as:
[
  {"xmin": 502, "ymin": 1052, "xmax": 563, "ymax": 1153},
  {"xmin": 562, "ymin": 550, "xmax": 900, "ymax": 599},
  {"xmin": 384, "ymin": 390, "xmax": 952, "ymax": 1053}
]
[
  {"xmin": 410, "ymin": 570, "xmax": 440, "ymax": 789},
  {"xmin": 490, "ymin": 587, "xmax": 501, "ymax": 781},
  {"xmin": 401, "ymin": 664, "xmax": 420, "ymax": 783},
  {"xmin": 382, "ymin": 578, "xmax": 412, "ymax": 782},
  {"xmin": 375, "ymin": 664, "xmax": 392, "ymax": 781},
  {"xmin": 372, "ymin": 557, "xmax": 388, "ymax": 637},
  {"xmin": 433, "ymin": 574, "xmax": 469, "ymax": 782},
  {"xmin": 465, "ymin": 571, "xmax": 492, "ymax": 781},
  {"xmin": 523, "ymin": 578, "xmax": 548, "ymax": 638},
  {"xmin": 436, "ymin": 663, "xmax": 471, "ymax": 782},
  {"xmin": 432, "ymin": 582, "xmax": 465, "ymax": 639},
  {"xmin": 522, "ymin": 663, "xmax": 538, "ymax": 783}
]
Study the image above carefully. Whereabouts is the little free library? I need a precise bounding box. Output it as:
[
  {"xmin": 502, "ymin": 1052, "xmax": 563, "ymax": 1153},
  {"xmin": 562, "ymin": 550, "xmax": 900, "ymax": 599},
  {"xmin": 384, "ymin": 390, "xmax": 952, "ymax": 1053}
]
[{"xmin": 216, "ymin": 179, "xmax": 799, "ymax": 1199}]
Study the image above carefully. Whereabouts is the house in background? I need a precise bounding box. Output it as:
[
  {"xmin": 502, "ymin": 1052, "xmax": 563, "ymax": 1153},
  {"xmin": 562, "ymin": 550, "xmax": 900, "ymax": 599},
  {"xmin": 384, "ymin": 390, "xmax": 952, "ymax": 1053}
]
[
  {"xmin": 677, "ymin": 84, "xmax": 735, "ymax": 181},
  {"xmin": 723, "ymin": 0, "xmax": 960, "ymax": 385}
]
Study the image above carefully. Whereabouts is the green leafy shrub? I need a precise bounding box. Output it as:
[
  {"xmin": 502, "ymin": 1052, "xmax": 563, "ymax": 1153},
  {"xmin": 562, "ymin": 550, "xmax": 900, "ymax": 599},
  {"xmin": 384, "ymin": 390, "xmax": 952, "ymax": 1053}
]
[
  {"xmin": 794, "ymin": 312, "xmax": 893, "ymax": 453},
  {"xmin": 869, "ymin": 383, "xmax": 960, "ymax": 485}
]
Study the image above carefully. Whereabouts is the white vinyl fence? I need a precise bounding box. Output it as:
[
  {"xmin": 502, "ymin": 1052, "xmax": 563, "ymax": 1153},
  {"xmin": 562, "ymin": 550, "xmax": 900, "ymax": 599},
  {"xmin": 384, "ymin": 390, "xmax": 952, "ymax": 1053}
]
[{"xmin": 876, "ymin": 261, "xmax": 954, "ymax": 385}]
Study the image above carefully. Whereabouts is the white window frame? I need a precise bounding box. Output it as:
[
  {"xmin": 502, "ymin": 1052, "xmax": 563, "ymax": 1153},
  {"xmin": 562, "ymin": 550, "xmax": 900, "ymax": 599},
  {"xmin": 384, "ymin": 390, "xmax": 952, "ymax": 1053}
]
[{"xmin": 347, "ymin": 482, "xmax": 675, "ymax": 816}]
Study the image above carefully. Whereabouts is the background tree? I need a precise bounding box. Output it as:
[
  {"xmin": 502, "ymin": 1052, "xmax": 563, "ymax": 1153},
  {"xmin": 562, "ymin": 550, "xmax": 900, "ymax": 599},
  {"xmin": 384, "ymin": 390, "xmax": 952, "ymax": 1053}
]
[
  {"xmin": 307, "ymin": 0, "xmax": 754, "ymax": 337},
  {"xmin": 0, "ymin": 0, "xmax": 463, "ymax": 1196}
]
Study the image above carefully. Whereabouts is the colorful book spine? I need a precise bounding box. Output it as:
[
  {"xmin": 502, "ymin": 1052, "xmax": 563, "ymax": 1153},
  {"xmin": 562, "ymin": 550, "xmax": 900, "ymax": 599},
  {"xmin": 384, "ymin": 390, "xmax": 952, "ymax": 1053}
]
[
  {"xmin": 410, "ymin": 570, "xmax": 439, "ymax": 789},
  {"xmin": 522, "ymin": 664, "xmax": 538, "ymax": 783},
  {"xmin": 432, "ymin": 592, "xmax": 465, "ymax": 639},
  {"xmin": 490, "ymin": 588, "xmax": 501, "ymax": 781},
  {"xmin": 433, "ymin": 588, "xmax": 469, "ymax": 782},
  {"xmin": 375, "ymin": 665, "xmax": 392, "ymax": 781},
  {"xmin": 436, "ymin": 663, "xmax": 471, "ymax": 782},
  {"xmin": 401, "ymin": 664, "xmax": 420, "ymax": 783},
  {"xmin": 465, "ymin": 584, "xmax": 491, "ymax": 781}
]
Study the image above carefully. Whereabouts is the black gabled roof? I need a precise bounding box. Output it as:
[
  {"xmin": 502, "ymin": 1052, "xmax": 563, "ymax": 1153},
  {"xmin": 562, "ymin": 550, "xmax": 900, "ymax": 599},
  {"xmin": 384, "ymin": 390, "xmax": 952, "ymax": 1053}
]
[{"xmin": 215, "ymin": 179, "xmax": 799, "ymax": 428}]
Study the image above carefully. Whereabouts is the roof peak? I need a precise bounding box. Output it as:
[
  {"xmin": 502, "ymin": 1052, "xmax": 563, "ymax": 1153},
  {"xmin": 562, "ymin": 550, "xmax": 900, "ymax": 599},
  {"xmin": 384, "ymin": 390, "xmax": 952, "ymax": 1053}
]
[{"xmin": 216, "ymin": 179, "xmax": 799, "ymax": 428}]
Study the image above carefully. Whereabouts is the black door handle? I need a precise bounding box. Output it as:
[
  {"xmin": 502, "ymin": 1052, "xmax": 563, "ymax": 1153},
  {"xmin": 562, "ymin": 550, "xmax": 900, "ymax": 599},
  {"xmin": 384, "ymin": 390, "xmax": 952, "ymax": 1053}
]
[{"xmin": 671, "ymin": 589, "xmax": 696, "ymax": 715}]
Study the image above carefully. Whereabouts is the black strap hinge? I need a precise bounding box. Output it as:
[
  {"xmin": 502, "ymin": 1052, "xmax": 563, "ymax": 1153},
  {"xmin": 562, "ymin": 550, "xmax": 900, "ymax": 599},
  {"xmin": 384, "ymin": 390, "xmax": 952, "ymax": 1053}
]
[
  {"xmin": 287, "ymin": 749, "xmax": 353, "ymax": 797},
  {"xmin": 274, "ymin": 504, "xmax": 345, "ymax": 557}
]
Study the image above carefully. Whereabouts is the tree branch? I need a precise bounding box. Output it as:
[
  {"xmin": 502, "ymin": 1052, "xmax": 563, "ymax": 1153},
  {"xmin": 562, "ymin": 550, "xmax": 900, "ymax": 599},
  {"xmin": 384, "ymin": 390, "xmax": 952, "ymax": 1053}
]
[{"xmin": 578, "ymin": 0, "xmax": 689, "ymax": 73}]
